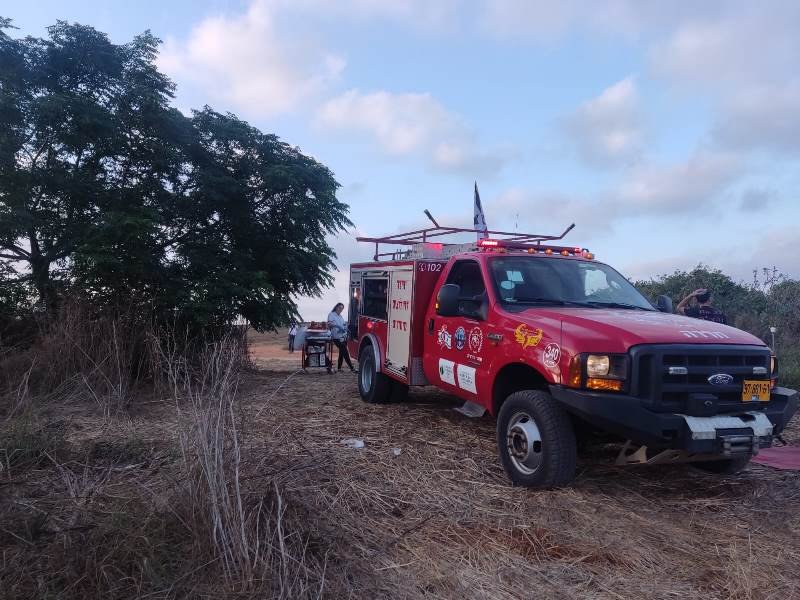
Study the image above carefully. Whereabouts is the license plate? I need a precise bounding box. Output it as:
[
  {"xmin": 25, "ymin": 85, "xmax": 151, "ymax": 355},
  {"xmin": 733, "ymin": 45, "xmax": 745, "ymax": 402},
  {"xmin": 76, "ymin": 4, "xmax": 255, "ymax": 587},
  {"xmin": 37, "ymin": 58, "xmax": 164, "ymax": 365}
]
[{"xmin": 742, "ymin": 380, "xmax": 770, "ymax": 402}]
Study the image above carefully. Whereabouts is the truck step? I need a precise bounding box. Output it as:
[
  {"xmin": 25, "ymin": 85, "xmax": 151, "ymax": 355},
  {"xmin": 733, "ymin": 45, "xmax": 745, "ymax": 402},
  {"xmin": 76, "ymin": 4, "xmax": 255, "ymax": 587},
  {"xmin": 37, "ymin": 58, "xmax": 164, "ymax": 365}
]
[{"xmin": 454, "ymin": 401, "xmax": 486, "ymax": 418}]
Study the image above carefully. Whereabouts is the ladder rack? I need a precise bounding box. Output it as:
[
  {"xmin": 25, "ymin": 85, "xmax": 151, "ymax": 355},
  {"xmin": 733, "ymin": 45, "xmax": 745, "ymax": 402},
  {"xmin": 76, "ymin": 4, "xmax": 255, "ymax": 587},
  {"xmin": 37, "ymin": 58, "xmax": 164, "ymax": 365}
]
[{"xmin": 356, "ymin": 223, "xmax": 575, "ymax": 261}]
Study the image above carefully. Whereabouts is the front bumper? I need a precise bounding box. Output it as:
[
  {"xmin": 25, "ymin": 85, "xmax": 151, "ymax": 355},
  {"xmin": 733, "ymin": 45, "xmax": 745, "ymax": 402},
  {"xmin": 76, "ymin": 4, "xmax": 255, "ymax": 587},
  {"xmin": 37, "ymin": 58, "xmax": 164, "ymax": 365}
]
[{"xmin": 550, "ymin": 385, "xmax": 799, "ymax": 455}]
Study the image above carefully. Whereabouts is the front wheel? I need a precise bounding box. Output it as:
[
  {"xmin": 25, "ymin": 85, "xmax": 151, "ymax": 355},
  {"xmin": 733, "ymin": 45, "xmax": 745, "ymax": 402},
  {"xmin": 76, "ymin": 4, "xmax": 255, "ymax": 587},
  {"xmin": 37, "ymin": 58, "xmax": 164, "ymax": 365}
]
[
  {"xmin": 358, "ymin": 345, "xmax": 393, "ymax": 404},
  {"xmin": 496, "ymin": 390, "xmax": 577, "ymax": 488}
]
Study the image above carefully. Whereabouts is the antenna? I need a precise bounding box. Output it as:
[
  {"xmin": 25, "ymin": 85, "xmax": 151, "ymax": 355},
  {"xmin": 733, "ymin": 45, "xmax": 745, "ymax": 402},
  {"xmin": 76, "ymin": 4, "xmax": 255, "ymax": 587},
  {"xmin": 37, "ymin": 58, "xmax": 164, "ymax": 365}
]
[{"xmin": 423, "ymin": 209, "xmax": 439, "ymax": 227}]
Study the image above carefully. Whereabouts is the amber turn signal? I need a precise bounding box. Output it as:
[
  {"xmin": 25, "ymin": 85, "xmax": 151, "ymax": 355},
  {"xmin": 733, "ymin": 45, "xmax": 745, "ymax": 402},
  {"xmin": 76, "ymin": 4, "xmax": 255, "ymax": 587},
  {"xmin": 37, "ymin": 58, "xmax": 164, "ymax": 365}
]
[
  {"xmin": 568, "ymin": 355, "xmax": 582, "ymax": 388},
  {"xmin": 586, "ymin": 378, "xmax": 623, "ymax": 392}
]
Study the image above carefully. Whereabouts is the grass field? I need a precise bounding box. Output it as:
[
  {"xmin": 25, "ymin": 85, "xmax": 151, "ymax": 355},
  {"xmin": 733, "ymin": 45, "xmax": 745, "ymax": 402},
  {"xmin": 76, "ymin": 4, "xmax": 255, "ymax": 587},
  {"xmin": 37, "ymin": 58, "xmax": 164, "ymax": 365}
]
[{"xmin": 1, "ymin": 330, "xmax": 798, "ymax": 598}]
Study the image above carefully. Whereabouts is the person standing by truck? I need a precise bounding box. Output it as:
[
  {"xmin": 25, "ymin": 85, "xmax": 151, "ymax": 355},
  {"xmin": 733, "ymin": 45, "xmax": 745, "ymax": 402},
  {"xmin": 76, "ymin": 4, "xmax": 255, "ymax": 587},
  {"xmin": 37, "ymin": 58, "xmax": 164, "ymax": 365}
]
[
  {"xmin": 327, "ymin": 303, "xmax": 356, "ymax": 373},
  {"xmin": 677, "ymin": 288, "xmax": 727, "ymax": 324},
  {"xmin": 288, "ymin": 322, "xmax": 298, "ymax": 352}
]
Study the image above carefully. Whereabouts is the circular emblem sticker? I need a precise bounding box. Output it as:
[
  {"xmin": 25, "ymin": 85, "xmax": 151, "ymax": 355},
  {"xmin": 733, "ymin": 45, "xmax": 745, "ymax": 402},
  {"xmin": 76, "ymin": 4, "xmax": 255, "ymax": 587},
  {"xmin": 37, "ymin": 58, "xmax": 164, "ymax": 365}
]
[
  {"xmin": 468, "ymin": 327, "xmax": 483, "ymax": 353},
  {"xmin": 543, "ymin": 343, "xmax": 561, "ymax": 368},
  {"xmin": 454, "ymin": 326, "xmax": 466, "ymax": 351}
]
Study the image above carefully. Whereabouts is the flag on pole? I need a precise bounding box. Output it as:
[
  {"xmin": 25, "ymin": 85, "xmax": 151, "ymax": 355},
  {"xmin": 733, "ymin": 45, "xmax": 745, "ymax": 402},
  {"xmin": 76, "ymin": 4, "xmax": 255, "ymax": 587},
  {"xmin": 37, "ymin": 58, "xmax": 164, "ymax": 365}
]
[{"xmin": 473, "ymin": 181, "xmax": 488, "ymax": 240}]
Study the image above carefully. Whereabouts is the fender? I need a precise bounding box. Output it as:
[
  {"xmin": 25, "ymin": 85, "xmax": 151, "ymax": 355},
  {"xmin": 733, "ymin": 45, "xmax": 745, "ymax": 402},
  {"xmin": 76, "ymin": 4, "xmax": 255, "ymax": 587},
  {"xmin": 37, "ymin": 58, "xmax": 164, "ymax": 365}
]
[
  {"xmin": 359, "ymin": 333, "xmax": 382, "ymax": 372},
  {"xmin": 490, "ymin": 360, "xmax": 552, "ymax": 416}
]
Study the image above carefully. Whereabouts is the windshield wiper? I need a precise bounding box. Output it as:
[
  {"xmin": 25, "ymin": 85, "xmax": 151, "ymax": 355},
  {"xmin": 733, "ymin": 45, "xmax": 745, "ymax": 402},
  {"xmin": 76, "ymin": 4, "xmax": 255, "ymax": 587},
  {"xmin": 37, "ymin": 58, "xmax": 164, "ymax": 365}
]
[
  {"xmin": 513, "ymin": 298, "xmax": 592, "ymax": 307},
  {"xmin": 583, "ymin": 301, "xmax": 653, "ymax": 311}
]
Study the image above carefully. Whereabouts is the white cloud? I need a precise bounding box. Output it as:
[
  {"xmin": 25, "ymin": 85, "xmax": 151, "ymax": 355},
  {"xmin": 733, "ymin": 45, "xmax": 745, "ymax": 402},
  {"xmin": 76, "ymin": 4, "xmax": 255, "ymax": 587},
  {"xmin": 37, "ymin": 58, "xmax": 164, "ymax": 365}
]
[
  {"xmin": 157, "ymin": 0, "xmax": 345, "ymax": 117},
  {"xmin": 295, "ymin": 229, "xmax": 364, "ymax": 320},
  {"xmin": 317, "ymin": 90, "xmax": 453, "ymax": 155},
  {"xmin": 649, "ymin": 8, "xmax": 800, "ymax": 88},
  {"xmin": 645, "ymin": 5, "xmax": 800, "ymax": 158},
  {"xmin": 491, "ymin": 188, "xmax": 596, "ymax": 236},
  {"xmin": 276, "ymin": 0, "xmax": 462, "ymax": 30},
  {"xmin": 712, "ymin": 85, "xmax": 800, "ymax": 155},
  {"xmin": 316, "ymin": 89, "xmax": 514, "ymax": 175},
  {"xmin": 622, "ymin": 226, "xmax": 800, "ymax": 284},
  {"xmin": 613, "ymin": 151, "xmax": 740, "ymax": 213},
  {"xmin": 480, "ymin": 0, "xmax": 723, "ymax": 40},
  {"xmin": 562, "ymin": 76, "xmax": 644, "ymax": 167},
  {"xmin": 489, "ymin": 150, "xmax": 741, "ymax": 237}
]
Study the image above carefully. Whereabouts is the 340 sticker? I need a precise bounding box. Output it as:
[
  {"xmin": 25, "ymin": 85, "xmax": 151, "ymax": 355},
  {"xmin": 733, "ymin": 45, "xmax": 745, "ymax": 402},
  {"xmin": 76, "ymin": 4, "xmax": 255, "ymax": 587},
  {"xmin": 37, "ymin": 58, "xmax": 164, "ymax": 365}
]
[{"xmin": 543, "ymin": 343, "xmax": 561, "ymax": 368}]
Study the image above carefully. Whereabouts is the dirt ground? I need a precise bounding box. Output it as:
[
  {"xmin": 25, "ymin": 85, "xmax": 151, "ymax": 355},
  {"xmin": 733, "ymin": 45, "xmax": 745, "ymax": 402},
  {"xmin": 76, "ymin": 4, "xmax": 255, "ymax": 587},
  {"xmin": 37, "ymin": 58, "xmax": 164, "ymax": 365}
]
[
  {"xmin": 3, "ymin": 330, "xmax": 798, "ymax": 599},
  {"xmin": 245, "ymin": 330, "xmax": 800, "ymax": 599}
]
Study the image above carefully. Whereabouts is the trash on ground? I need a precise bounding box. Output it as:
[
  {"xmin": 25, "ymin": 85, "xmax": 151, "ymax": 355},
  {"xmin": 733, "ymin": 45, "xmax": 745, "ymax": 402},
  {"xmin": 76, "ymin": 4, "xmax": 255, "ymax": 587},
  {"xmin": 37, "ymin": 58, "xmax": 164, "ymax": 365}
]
[{"xmin": 340, "ymin": 438, "xmax": 365, "ymax": 449}]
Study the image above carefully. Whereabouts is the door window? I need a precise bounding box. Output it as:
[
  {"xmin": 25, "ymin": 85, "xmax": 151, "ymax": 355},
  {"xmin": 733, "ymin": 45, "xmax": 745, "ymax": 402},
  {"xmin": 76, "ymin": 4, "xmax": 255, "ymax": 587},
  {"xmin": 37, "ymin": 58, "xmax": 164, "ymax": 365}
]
[
  {"xmin": 445, "ymin": 260, "xmax": 487, "ymax": 318},
  {"xmin": 362, "ymin": 278, "xmax": 388, "ymax": 320}
]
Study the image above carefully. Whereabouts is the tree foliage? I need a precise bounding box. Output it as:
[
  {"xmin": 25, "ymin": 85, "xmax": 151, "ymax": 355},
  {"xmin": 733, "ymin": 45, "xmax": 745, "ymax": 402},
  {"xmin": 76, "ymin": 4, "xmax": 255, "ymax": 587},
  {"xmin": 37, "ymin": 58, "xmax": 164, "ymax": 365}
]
[{"xmin": 0, "ymin": 19, "xmax": 350, "ymax": 330}]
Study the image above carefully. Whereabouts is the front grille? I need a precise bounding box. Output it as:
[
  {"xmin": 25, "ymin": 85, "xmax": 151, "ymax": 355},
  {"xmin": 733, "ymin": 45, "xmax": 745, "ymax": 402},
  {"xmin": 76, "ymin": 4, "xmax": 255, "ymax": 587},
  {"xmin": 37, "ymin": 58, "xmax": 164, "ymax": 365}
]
[{"xmin": 630, "ymin": 344, "xmax": 771, "ymax": 415}]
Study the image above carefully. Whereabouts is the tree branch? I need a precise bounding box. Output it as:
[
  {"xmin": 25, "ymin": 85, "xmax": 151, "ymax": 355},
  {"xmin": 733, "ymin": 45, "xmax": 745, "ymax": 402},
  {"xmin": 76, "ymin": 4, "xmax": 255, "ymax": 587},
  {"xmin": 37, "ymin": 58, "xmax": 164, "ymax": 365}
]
[{"xmin": 9, "ymin": 244, "xmax": 30, "ymax": 258}]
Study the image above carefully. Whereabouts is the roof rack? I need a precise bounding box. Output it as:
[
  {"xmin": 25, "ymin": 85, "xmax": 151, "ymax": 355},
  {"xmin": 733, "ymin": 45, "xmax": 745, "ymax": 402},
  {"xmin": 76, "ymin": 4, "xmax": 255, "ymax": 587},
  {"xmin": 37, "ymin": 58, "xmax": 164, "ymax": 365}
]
[{"xmin": 357, "ymin": 219, "xmax": 575, "ymax": 261}]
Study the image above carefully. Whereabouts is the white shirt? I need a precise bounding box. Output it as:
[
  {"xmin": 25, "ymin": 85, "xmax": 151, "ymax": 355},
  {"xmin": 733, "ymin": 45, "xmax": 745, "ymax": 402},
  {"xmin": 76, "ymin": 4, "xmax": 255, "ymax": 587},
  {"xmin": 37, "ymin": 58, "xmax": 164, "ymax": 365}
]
[{"xmin": 327, "ymin": 311, "xmax": 347, "ymax": 341}]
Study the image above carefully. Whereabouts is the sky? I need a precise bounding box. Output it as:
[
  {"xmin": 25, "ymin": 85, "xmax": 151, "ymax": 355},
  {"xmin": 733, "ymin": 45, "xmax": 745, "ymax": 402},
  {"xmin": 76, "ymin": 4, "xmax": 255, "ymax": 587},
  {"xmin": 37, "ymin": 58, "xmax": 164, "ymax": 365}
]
[{"xmin": 7, "ymin": 0, "xmax": 800, "ymax": 319}]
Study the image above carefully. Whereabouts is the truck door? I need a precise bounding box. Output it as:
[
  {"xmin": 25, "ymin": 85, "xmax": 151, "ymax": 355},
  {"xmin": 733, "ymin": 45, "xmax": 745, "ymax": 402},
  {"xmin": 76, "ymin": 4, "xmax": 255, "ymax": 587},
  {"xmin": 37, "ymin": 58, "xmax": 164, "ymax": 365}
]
[
  {"xmin": 385, "ymin": 266, "xmax": 413, "ymax": 380},
  {"xmin": 424, "ymin": 259, "xmax": 490, "ymax": 403}
]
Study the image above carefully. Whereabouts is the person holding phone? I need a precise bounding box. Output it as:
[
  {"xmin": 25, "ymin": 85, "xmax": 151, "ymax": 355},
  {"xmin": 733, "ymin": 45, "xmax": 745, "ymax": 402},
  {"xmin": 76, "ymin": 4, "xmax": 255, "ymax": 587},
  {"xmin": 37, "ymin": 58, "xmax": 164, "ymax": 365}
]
[
  {"xmin": 677, "ymin": 288, "xmax": 727, "ymax": 324},
  {"xmin": 327, "ymin": 303, "xmax": 356, "ymax": 373}
]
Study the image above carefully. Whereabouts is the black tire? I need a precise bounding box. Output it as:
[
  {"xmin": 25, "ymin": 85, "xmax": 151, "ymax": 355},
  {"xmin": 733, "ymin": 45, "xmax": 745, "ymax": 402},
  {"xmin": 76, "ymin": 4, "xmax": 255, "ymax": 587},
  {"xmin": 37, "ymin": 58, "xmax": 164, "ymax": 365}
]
[
  {"xmin": 692, "ymin": 456, "xmax": 751, "ymax": 475},
  {"xmin": 496, "ymin": 390, "xmax": 577, "ymax": 488},
  {"xmin": 357, "ymin": 345, "xmax": 393, "ymax": 404}
]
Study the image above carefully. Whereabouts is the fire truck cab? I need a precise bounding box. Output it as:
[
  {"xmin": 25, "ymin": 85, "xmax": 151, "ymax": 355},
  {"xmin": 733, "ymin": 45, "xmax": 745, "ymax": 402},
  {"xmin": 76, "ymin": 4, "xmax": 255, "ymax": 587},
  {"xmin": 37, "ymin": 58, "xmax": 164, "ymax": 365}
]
[{"xmin": 347, "ymin": 223, "xmax": 798, "ymax": 488}]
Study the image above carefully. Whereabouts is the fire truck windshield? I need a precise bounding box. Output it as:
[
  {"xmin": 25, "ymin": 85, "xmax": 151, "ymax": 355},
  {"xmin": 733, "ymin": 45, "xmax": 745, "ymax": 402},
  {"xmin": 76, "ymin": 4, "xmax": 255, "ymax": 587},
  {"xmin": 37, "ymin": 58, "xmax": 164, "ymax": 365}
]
[{"xmin": 489, "ymin": 256, "xmax": 655, "ymax": 311}]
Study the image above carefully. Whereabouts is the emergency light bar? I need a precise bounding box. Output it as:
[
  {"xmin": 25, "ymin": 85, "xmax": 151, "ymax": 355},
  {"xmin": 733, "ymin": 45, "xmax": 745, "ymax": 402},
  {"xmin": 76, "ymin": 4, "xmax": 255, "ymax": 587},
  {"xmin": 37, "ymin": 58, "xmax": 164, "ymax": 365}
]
[{"xmin": 477, "ymin": 238, "xmax": 594, "ymax": 259}]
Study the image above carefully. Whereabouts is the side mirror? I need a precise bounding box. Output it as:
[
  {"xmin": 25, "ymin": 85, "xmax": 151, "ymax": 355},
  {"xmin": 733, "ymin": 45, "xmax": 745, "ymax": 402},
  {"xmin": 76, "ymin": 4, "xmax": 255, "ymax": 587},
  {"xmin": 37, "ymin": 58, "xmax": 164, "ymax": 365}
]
[
  {"xmin": 656, "ymin": 295, "xmax": 673, "ymax": 313},
  {"xmin": 437, "ymin": 284, "xmax": 460, "ymax": 317}
]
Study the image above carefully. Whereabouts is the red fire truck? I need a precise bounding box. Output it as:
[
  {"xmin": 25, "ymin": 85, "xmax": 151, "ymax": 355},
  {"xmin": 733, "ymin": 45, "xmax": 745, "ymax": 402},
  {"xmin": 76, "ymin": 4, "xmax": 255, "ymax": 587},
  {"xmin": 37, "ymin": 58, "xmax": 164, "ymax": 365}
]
[{"xmin": 346, "ymin": 221, "xmax": 798, "ymax": 488}]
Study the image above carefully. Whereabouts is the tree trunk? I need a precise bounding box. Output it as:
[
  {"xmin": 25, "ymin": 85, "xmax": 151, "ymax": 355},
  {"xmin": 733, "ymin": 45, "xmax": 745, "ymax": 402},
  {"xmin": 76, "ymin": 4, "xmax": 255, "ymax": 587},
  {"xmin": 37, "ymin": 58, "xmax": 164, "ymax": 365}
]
[{"xmin": 28, "ymin": 232, "xmax": 56, "ymax": 312}]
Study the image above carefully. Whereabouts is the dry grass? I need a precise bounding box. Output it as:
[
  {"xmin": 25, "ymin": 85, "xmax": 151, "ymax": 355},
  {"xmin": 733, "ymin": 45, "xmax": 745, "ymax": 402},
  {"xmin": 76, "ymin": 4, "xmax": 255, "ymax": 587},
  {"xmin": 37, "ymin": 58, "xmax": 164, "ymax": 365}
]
[
  {"xmin": 0, "ymin": 302, "xmax": 155, "ymax": 417},
  {"xmin": 238, "ymin": 369, "xmax": 800, "ymax": 599},
  {"xmin": 1, "ymin": 328, "xmax": 799, "ymax": 599}
]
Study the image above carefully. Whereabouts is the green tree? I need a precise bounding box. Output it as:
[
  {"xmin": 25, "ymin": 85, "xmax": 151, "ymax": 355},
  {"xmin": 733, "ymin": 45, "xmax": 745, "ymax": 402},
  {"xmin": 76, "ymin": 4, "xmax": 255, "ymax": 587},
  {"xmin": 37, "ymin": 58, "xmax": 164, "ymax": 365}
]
[
  {"xmin": 0, "ymin": 19, "xmax": 350, "ymax": 330},
  {"xmin": 634, "ymin": 265, "xmax": 767, "ymax": 333}
]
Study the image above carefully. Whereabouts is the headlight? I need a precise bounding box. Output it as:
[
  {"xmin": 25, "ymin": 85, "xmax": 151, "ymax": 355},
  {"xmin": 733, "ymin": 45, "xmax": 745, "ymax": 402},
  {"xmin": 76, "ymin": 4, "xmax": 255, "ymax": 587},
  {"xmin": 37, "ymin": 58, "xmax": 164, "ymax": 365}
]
[
  {"xmin": 568, "ymin": 353, "xmax": 628, "ymax": 391},
  {"xmin": 587, "ymin": 354, "xmax": 610, "ymax": 377}
]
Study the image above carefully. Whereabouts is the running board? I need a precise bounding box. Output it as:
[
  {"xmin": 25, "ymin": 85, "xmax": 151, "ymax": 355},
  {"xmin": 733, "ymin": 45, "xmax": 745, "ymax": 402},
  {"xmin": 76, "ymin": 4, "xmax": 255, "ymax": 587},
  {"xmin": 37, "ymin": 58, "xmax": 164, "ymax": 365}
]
[{"xmin": 454, "ymin": 401, "xmax": 486, "ymax": 418}]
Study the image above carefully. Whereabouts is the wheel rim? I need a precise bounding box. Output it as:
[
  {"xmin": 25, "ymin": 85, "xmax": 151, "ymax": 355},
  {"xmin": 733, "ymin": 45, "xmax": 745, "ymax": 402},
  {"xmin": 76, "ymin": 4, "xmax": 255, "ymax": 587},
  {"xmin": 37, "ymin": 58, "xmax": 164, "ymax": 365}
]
[
  {"xmin": 360, "ymin": 354, "xmax": 373, "ymax": 391},
  {"xmin": 506, "ymin": 411, "xmax": 543, "ymax": 475}
]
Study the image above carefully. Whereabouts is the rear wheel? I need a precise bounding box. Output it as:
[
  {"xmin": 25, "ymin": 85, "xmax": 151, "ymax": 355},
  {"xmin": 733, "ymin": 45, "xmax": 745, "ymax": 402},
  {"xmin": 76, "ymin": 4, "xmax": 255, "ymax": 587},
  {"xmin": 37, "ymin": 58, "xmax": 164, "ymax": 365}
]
[
  {"xmin": 358, "ymin": 345, "xmax": 393, "ymax": 404},
  {"xmin": 497, "ymin": 390, "xmax": 577, "ymax": 488},
  {"xmin": 692, "ymin": 456, "xmax": 751, "ymax": 475}
]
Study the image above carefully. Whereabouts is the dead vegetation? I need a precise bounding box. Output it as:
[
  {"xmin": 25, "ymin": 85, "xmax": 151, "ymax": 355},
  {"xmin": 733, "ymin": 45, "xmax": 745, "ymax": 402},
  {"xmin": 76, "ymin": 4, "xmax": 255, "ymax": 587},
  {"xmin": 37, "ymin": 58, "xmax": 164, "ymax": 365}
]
[{"xmin": 1, "ymin": 326, "xmax": 799, "ymax": 599}]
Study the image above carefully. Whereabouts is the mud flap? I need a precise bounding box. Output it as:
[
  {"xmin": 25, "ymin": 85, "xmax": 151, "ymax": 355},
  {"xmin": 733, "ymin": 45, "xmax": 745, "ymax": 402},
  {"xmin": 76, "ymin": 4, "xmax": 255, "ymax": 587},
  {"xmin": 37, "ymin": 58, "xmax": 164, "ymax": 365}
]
[{"xmin": 454, "ymin": 401, "xmax": 486, "ymax": 418}]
